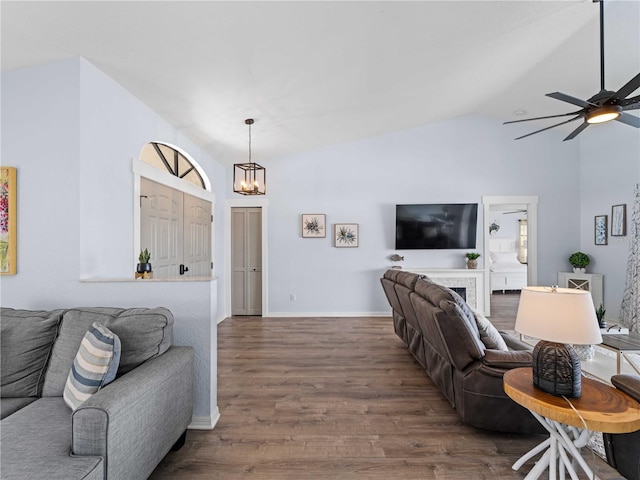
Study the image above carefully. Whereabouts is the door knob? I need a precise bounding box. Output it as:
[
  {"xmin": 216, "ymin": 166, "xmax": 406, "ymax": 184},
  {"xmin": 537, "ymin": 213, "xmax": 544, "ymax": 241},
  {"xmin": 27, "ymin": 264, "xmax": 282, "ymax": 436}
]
[{"xmin": 179, "ymin": 264, "xmax": 189, "ymax": 275}]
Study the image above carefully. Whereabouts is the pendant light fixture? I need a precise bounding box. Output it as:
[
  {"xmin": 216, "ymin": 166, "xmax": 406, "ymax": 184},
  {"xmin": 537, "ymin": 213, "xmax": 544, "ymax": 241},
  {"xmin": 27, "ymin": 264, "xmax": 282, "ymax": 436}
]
[{"xmin": 233, "ymin": 118, "xmax": 266, "ymax": 195}]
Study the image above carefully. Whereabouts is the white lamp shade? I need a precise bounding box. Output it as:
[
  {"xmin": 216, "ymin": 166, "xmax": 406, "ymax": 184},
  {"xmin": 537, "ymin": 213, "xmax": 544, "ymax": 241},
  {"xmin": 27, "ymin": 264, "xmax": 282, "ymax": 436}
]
[{"xmin": 515, "ymin": 286, "xmax": 603, "ymax": 345}]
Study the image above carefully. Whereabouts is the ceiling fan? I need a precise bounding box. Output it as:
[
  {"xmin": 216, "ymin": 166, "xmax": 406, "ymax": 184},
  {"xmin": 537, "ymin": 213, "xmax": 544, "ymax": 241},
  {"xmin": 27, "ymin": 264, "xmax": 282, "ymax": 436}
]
[{"xmin": 505, "ymin": 0, "xmax": 640, "ymax": 141}]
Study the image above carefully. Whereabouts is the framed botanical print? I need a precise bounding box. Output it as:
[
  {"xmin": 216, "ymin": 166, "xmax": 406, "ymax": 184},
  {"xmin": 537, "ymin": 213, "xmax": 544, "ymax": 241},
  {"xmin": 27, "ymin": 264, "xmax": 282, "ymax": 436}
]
[
  {"xmin": 594, "ymin": 215, "xmax": 608, "ymax": 245},
  {"xmin": 0, "ymin": 167, "xmax": 17, "ymax": 275},
  {"xmin": 334, "ymin": 223, "xmax": 358, "ymax": 248},
  {"xmin": 611, "ymin": 204, "xmax": 626, "ymax": 236},
  {"xmin": 301, "ymin": 214, "xmax": 326, "ymax": 238}
]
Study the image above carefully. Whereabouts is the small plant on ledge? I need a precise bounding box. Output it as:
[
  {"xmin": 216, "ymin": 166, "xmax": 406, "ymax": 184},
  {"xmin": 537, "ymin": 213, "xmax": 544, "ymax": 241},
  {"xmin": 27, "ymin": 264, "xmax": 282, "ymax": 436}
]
[
  {"xmin": 465, "ymin": 252, "xmax": 480, "ymax": 269},
  {"xmin": 568, "ymin": 251, "xmax": 590, "ymax": 273},
  {"xmin": 137, "ymin": 248, "xmax": 152, "ymax": 276}
]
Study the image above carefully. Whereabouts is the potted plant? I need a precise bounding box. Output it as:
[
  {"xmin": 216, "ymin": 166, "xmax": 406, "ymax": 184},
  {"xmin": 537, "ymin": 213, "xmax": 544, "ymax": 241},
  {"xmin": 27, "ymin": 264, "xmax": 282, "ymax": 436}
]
[
  {"xmin": 137, "ymin": 248, "xmax": 152, "ymax": 274},
  {"xmin": 596, "ymin": 304, "xmax": 606, "ymax": 329},
  {"xmin": 465, "ymin": 252, "xmax": 481, "ymax": 269},
  {"xmin": 568, "ymin": 251, "xmax": 590, "ymax": 273}
]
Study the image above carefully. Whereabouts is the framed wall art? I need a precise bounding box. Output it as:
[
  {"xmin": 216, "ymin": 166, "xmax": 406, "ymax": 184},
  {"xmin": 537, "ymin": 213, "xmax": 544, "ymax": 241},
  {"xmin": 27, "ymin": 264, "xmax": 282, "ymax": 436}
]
[
  {"xmin": 301, "ymin": 214, "xmax": 326, "ymax": 238},
  {"xmin": 0, "ymin": 167, "xmax": 17, "ymax": 275},
  {"xmin": 594, "ymin": 215, "xmax": 608, "ymax": 245},
  {"xmin": 334, "ymin": 223, "xmax": 359, "ymax": 248},
  {"xmin": 611, "ymin": 204, "xmax": 626, "ymax": 236}
]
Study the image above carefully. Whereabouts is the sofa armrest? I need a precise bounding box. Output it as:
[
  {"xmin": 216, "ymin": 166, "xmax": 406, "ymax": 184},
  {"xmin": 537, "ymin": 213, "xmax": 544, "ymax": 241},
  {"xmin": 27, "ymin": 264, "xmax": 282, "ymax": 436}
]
[
  {"xmin": 611, "ymin": 374, "xmax": 640, "ymax": 402},
  {"xmin": 482, "ymin": 349, "xmax": 532, "ymax": 369},
  {"xmin": 72, "ymin": 346, "xmax": 194, "ymax": 480},
  {"xmin": 500, "ymin": 332, "xmax": 533, "ymax": 352}
]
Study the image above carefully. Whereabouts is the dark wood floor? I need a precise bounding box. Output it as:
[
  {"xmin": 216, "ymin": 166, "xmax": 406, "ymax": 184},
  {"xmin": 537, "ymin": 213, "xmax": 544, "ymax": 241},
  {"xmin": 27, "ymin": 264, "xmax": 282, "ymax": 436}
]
[{"xmin": 150, "ymin": 292, "xmax": 622, "ymax": 479}]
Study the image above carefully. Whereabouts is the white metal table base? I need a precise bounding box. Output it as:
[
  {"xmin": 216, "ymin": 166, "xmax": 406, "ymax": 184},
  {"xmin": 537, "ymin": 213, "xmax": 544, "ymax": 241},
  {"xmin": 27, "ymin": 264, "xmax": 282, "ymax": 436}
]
[{"xmin": 512, "ymin": 411, "xmax": 599, "ymax": 480}]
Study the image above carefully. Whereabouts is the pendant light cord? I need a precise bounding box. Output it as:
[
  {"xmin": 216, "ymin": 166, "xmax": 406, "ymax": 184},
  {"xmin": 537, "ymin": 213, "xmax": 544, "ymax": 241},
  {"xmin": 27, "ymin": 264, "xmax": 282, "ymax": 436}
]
[
  {"xmin": 245, "ymin": 118, "xmax": 254, "ymax": 164},
  {"xmin": 599, "ymin": 0, "xmax": 605, "ymax": 92}
]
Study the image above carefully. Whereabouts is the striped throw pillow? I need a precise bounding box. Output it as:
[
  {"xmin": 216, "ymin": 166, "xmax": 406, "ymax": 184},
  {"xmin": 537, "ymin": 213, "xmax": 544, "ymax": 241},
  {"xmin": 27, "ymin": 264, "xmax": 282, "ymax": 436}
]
[{"xmin": 63, "ymin": 322, "xmax": 121, "ymax": 411}]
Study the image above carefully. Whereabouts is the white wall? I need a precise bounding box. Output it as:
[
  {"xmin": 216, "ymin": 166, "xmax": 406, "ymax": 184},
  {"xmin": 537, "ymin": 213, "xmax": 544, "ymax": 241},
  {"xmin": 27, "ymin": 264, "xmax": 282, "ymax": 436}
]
[
  {"xmin": 257, "ymin": 114, "xmax": 583, "ymax": 315},
  {"xmin": 579, "ymin": 125, "xmax": 640, "ymax": 321},
  {"xmin": 576, "ymin": 0, "xmax": 640, "ymax": 322},
  {"xmin": 1, "ymin": 57, "xmax": 226, "ymax": 426}
]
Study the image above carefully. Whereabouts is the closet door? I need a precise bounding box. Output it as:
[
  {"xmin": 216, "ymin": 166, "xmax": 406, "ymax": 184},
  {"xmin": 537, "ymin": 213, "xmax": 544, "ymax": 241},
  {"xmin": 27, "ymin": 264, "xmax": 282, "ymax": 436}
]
[{"xmin": 231, "ymin": 207, "xmax": 262, "ymax": 316}]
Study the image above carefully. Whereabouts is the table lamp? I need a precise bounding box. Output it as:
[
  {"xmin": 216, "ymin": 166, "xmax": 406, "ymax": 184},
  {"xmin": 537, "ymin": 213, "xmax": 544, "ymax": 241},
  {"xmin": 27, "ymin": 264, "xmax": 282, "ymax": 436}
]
[{"xmin": 515, "ymin": 286, "xmax": 602, "ymax": 398}]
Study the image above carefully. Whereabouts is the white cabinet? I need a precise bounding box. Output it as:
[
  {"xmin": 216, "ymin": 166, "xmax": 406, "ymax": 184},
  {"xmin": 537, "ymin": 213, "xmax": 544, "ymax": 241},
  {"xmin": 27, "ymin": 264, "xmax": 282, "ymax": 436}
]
[{"xmin": 557, "ymin": 272, "xmax": 604, "ymax": 309}]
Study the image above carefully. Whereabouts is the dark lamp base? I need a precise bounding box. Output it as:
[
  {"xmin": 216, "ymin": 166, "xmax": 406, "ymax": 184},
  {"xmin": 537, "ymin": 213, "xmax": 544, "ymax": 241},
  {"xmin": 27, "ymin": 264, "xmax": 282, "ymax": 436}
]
[{"xmin": 532, "ymin": 341, "xmax": 582, "ymax": 398}]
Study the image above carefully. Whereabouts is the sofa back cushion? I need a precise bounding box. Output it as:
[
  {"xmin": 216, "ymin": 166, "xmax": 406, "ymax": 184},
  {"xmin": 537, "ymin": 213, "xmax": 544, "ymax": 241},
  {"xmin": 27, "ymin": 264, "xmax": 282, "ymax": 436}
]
[
  {"xmin": 380, "ymin": 270, "xmax": 404, "ymax": 319},
  {"xmin": 43, "ymin": 307, "xmax": 173, "ymax": 396},
  {"xmin": 437, "ymin": 300, "xmax": 485, "ymax": 370},
  {"xmin": 1, "ymin": 308, "xmax": 63, "ymax": 397}
]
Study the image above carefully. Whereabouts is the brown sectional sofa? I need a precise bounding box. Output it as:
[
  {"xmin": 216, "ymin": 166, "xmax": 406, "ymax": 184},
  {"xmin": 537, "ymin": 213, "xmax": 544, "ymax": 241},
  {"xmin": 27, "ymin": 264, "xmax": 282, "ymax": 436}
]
[{"xmin": 381, "ymin": 269, "xmax": 544, "ymax": 434}]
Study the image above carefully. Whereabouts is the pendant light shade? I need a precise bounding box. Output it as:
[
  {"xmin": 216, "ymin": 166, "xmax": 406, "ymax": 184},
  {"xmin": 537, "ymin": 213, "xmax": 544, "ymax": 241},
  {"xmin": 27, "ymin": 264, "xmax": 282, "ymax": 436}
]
[{"xmin": 234, "ymin": 119, "xmax": 266, "ymax": 195}]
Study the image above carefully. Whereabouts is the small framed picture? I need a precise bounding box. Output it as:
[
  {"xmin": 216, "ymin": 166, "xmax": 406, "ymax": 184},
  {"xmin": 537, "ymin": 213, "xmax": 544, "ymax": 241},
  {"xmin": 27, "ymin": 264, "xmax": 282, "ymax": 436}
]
[
  {"xmin": 301, "ymin": 214, "xmax": 326, "ymax": 238},
  {"xmin": 594, "ymin": 215, "xmax": 608, "ymax": 245},
  {"xmin": 611, "ymin": 204, "xmax": 626, "ymax": 237},
  {"xmin": 334, "ymin": 223, "xmax": 359, "ymax": 248}
]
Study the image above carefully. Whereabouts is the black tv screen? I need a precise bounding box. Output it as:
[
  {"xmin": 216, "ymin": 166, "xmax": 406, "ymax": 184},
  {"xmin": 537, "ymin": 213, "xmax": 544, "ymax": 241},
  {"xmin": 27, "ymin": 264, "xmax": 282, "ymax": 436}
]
[{"xmin": 395, "ymin": 203, "xmax": 478, "ymax": 250}]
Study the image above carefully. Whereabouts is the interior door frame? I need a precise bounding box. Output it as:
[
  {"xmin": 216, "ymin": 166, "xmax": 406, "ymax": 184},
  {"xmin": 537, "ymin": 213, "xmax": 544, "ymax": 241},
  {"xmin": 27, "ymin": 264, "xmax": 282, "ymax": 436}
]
[
  {"xmin": 482, "ymin": 195, "xmax": 538, "ymax": 316},
  {"xmin": 132, "ymin": 158, "xmax": 215, "ymax": 274},
  {"xmin": 225, "ymin": 198, "xmax": 269, "ymax": 320}
]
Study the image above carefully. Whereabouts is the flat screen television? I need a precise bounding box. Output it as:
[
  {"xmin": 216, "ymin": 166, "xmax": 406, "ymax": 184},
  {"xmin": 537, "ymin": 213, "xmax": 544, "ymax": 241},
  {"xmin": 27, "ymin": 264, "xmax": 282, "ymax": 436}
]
[{"xmin": 395, "ymin": 203, "xmax": 478, "ymax": 250}]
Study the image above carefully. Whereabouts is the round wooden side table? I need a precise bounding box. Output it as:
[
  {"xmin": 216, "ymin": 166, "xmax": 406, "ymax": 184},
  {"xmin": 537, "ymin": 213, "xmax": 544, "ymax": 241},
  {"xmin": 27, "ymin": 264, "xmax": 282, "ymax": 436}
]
[{"xmin": 503, "ymin": 367, "xmax": 640, "ymax": 480}]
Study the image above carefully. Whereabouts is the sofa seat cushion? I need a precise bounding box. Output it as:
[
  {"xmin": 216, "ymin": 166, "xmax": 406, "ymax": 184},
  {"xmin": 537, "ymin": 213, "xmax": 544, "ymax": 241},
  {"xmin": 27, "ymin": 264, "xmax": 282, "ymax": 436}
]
[
  {"xmin": 64, "ymin": 323, "xmax": 121, "ymax": 411},
  {"xmin": 0, "ymin": 397, "xmax": 103, "ymax": 480},
  {"xmin": 43, "ymin": 307, "xmax": 173, "ymax": 397},
  {"xmin": 1, "ymin": 308, "xmax": 63, "ymax": 397},
  {"xmin": 1, "ymin": 397, "xmax": 37, "ymax": 419}
]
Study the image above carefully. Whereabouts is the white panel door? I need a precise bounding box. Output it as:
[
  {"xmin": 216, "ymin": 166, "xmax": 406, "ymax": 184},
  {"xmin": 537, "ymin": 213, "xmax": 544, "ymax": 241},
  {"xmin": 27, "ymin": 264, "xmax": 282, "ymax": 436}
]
[
  {"xmin": 231, "ymin": 207, "xmax": 262, "ymax": 316},
  {"xmin": 141, "ymin": 178, "xmax": 182, "ymax": 278},
  {"xmin": 141, "ymin": 178, "xmax": 212, "ymax": 279},
  {"xmin": 246, "ymin": 209, "xmax": 262, "ymax": 315},
  {"xmin": 184, "ymin": 192, "xmax": 212, "ymax": 277}
]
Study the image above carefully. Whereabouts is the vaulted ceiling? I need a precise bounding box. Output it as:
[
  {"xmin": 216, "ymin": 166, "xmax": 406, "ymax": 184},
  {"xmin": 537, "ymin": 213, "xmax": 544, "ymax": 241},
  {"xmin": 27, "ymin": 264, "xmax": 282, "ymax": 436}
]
[{"xmin": 2, "ymin": 1, "xmax": 638, "ymax": 164}]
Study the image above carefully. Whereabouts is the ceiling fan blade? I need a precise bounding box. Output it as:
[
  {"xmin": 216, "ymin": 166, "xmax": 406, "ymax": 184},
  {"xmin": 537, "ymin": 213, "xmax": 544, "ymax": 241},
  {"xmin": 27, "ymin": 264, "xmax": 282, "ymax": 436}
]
[
  {"xmin": 621, "ymin": 94, "xmax": 640, "ymax": 110},
  {"xmin": 514, "ymin": 115, "xmax": 581, "ymax": 140},
  {"xmin": 608, "ymin": 73, "xmax": 640, "ymax": 104},
  {"xmin": 615, "ymin": 112, "xmax": 640, "ymax": 128},
  {"xmin": 563, "ymin": 122, "xmax": 590, "ymax": 141},
  {"xmin": 546, "ymin": 92, "xmax": 596, "ymax": 108},
  {"xmin": 503, "ymin": 111, "xmax": 582, "ymax": 125}
]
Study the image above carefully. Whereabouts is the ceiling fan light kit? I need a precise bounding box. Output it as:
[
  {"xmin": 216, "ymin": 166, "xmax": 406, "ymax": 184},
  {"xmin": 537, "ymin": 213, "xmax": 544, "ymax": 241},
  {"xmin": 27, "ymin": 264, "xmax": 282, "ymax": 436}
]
[
  {"xmin": 586, "ymin": 105, "xmax": 622, "ymax": 124},
  {"xmin": 505, "ymin": 0, "xmax": 640, "ymax": 141}
]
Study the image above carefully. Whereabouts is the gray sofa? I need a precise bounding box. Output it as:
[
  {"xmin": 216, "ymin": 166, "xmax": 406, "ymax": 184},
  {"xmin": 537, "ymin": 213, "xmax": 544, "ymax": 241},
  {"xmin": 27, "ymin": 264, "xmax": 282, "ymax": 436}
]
[
  {"xmin": 381, "ymin": 269, "xmax": 544, "ymax": 434},
  {"xmin": 0, "ymin": 306, "xmax": 194, "ymax": 480}
]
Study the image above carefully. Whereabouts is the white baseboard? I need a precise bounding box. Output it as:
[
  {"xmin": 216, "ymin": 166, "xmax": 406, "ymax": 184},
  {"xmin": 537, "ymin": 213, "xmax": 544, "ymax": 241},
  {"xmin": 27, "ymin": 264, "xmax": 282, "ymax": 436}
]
[
  {"xmin": 188, "ymin": 407, "xmax": 220, "ymax": 430},
  {"xmin": 265, "ymin": 311, "xmax": 390, "ymax": 318}
]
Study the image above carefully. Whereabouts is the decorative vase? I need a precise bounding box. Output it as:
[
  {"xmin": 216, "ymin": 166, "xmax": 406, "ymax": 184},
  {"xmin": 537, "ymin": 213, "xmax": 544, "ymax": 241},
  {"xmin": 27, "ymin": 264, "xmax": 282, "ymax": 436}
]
[
  {"xmin": 467, "ymin": 259, "xmax": 478, "ymax": 269},
  {"xmin": 136, "ymin": 263, "xmax": 152, "ymax": 274},
  {"xmin": 572, "ymin": 267, "xmax": 586, "ymax": 273},
  {"xmin": 573, "ymin": 344, "xmax": 595, "ymax": 362}
]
